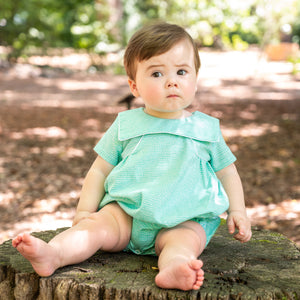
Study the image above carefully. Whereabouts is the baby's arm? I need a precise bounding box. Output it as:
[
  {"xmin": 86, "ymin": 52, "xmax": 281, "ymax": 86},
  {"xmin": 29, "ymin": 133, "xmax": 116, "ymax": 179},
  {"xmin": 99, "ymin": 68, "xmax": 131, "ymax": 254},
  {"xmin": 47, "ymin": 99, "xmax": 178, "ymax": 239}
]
[
  {"xmin": 73, "ymin": 155, "xmax": 114, "ymax": 226},
  {"xmin": 216, "ymin": 164, "xmax": 252, "ymax": 243}
]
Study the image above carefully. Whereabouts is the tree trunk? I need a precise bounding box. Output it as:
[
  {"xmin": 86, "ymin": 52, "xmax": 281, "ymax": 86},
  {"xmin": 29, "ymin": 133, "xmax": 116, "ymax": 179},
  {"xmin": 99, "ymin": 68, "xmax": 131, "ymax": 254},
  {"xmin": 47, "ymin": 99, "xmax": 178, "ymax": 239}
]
[{"xmin": 0, "ymin": 224, "xmax": 299, "ymax": 299}]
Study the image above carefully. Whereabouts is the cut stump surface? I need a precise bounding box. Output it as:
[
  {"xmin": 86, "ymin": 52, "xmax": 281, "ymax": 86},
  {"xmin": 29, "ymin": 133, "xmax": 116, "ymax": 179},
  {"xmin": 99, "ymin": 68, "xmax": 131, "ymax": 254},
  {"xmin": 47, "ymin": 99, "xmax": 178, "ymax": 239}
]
[{"xmin": 0, "ymin": 224, "xmax": 300, "ymax": 299}]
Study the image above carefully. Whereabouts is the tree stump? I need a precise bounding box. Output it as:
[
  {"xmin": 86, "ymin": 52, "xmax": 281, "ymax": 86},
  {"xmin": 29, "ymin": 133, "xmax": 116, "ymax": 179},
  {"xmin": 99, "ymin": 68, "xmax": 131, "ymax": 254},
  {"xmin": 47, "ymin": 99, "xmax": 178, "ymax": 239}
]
[{"xmin": 0, "ymin": 223, "xmax": 299, "ymax": 300}]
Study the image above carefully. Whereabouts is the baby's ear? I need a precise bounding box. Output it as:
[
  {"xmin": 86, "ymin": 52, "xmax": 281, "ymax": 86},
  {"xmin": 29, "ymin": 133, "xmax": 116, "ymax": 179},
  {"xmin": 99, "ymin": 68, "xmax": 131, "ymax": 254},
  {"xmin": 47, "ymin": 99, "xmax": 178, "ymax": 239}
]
[{"xmin": 128, "ymin": 78, "xmax": 140, "ymax": 97}]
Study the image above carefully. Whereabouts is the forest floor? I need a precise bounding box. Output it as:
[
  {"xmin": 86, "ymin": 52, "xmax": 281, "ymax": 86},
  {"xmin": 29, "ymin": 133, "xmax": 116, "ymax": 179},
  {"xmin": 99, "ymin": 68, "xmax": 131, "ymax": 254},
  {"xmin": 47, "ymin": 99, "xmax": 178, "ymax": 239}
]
[{"xmin": 0, "ymin": 48, "xmax": 299, "ymax": 246}]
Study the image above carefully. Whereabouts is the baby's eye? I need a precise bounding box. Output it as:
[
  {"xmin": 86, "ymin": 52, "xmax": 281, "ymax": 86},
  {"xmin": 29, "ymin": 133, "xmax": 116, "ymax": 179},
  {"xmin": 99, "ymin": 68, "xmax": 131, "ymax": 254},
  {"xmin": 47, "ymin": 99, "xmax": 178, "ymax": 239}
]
[
  {"xmin": 177, "ymin": 69, "xmax": 187, "ymax": 75},
  {"xmin": 152, "ymin": 71, "xmax": 162, "ymax": 77}
]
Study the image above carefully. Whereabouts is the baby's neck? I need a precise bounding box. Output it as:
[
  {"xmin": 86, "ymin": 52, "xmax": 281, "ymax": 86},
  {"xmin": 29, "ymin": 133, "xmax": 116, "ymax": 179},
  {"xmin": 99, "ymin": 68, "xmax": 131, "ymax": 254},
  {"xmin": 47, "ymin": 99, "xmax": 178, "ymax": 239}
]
[
  {"xmin": 181, "ymin": 110, "xmax": 192, "ymax": 118},
  {"xmin": 143, "ymin": 108, "xmax": 192, "ymax": 119}
]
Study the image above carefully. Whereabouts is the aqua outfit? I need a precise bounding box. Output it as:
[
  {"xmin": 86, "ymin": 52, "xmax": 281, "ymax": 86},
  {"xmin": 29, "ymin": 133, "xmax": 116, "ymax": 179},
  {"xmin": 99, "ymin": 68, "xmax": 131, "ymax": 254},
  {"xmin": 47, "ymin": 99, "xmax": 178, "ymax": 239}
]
[{"xmin": 94, "ymin": 108, "xmax": 236, "ymax": 255}]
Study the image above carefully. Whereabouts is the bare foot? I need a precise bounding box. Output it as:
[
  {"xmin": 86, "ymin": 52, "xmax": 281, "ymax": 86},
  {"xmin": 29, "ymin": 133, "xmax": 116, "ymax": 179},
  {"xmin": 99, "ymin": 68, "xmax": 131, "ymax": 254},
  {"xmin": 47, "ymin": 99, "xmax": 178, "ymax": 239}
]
[
  {"xmin": 155, "ymin": 259, "xmax": 204, "ymax": 291},
  {"xmin": 12, "ymin": 233, "xmax": 59, "ymax": 277}
]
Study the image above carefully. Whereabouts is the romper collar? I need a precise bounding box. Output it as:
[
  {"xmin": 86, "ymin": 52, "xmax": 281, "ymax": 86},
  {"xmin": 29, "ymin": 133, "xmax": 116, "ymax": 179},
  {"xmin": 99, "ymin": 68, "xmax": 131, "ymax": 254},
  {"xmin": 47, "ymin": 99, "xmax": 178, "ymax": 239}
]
[{"xmin": 118, "ymin": 108, "xmax": 220, "ymax": 142}]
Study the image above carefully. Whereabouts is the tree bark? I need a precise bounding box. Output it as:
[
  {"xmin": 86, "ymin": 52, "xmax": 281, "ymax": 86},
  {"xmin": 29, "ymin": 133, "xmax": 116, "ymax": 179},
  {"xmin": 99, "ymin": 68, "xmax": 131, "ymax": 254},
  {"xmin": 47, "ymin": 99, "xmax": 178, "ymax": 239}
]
[{"xmin": 0, "ymin": 224, "xmax": 299, "ymax": 299}]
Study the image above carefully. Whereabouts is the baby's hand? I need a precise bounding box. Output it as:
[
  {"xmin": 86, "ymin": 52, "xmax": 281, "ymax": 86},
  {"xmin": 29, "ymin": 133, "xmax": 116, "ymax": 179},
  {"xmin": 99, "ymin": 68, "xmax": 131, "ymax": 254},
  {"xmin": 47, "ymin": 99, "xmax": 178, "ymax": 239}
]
[
  {"xmin": 227, "ymin": 210, "xmax": 252, "ymax": 243},
  {"xmin": 72, "ymin": 211, "xmax": 91, "ymax": 226}
]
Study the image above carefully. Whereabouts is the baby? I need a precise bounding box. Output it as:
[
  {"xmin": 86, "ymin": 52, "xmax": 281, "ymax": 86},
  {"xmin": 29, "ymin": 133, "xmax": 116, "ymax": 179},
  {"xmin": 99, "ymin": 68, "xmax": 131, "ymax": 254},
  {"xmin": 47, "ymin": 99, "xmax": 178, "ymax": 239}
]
[{"xmin": 12, "ymin": 23, "xmax": 252, "ymax": 291}]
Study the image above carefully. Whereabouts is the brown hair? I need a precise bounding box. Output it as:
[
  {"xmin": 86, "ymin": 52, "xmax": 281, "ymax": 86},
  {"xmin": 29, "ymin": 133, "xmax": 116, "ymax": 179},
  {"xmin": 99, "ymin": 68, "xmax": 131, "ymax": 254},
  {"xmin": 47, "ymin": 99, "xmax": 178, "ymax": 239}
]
[{"xmin": 124, "ymin": 22, "xmax": 201, "ymax": 80}]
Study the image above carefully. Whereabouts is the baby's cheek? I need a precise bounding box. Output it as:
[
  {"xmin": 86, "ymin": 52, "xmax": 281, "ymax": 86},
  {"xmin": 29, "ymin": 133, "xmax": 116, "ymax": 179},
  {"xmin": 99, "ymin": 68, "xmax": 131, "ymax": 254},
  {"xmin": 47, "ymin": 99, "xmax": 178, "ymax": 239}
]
[
  {"xmin": 145, "ymin": 86, "xmax": 161, "ymax": 101},
  {"xmin": 185, "ymin": 85, "xmax": 197, "ymax": 97}
]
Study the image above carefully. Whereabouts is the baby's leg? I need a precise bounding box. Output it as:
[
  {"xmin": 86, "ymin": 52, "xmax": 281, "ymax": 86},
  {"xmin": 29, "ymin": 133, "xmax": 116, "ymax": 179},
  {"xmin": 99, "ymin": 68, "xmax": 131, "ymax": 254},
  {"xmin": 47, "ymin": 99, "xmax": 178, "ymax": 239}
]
[
  {"xmin": 154, "ymin": 221, "xmax": 206, "ymax": 291},
  {"xmin": 12, "ymin": 203, "xmax": 132, "ymax": 277}
]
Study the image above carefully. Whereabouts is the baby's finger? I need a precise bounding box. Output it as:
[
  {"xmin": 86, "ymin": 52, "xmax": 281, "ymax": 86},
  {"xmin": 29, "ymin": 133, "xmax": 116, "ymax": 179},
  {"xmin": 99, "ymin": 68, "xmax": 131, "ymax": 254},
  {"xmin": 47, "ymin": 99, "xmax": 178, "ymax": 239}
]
[
  {"xmin": 242, "ymin": 228, "xmax": 252, "ymax": 243},
  {"xmin": 232, "ymin": 220, "xmax": 245, "ymax": 239},
  {"xmin": 227, "ymin": 216, "xmax": 236, "ymax": 234},
  {"xmin": 235, "ymin": 227, "xmax": 252, "ymax": 243},
  {"xmin": 234, "ymin": 231, "xmax": 246, "ymax": 242}
]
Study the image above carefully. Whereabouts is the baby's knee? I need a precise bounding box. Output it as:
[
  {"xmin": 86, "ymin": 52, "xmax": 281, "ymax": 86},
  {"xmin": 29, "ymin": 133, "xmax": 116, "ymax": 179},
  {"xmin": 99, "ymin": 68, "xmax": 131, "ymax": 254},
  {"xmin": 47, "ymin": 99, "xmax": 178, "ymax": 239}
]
[
  {"xmin": 100, "ymin": 204, "xmax": 132, "ymax": 238},
  {"xmin": 76, "ymin": 209, "xmax": 114, "ymax": 226},
  {"xmin": 75, "ymin": 212, "xmax": 101, "ymax": 228},
  {"xmin": 155, "ymin": 222, "xmax": 206, "ymax": 254},
  {"xmin": 180, "ymin": 221, "xmax": 207, "ymax": 248}
]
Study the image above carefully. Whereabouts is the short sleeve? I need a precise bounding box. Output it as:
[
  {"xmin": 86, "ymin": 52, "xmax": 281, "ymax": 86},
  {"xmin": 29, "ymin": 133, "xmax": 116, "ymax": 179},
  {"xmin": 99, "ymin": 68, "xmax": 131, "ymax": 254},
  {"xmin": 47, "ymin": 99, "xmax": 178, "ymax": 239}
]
[
  {"xmin": 93, "ymin": 117, "xmax": 123, "ymax": 166},
  {"xmin": 209, "ymin": 128, "xmax": 236, "ymax": 172}
]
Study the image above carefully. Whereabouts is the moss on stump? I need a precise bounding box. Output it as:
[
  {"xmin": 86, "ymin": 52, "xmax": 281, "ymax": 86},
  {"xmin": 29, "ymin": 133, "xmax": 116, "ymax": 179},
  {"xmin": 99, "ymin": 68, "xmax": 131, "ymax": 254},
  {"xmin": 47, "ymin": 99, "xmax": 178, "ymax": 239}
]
[{"xmin": 0, "ymin": 224, "xmax": 299, "ymax": 300}]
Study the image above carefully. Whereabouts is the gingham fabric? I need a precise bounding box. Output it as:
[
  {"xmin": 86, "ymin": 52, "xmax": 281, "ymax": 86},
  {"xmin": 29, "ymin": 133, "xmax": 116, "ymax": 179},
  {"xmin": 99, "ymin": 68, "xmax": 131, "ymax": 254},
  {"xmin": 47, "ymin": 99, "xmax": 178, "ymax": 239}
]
[{"xmin": 94, "ymin": 108, "xmax": 236, "ymax": 253}]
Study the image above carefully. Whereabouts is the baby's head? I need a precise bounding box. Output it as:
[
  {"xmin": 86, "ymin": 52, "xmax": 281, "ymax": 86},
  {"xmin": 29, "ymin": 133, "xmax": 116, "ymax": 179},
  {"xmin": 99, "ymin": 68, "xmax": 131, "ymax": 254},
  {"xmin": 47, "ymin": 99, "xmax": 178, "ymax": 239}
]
[{"xmin": 124, "ymin": 23, "xmax": 201, "ymax": 81}]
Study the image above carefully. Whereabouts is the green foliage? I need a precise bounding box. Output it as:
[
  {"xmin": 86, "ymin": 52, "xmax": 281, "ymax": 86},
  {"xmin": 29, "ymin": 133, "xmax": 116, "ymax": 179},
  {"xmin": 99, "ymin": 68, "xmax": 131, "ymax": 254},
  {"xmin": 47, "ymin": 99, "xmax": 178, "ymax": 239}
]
[
  {"xmin": 0, "ymin": 0, "xmax": 104, "ymax": 58},
  {"xmin": 0, "ymin": 0, "xmax": 299, "ymax": 60}
]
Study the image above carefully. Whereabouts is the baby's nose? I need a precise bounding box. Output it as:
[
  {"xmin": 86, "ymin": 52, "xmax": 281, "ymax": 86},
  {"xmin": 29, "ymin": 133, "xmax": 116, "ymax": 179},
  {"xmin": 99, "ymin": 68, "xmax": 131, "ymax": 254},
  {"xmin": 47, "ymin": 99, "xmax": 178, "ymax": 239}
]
[{"xmin": 166, "ymin": 78, "xmax": 178, "ymax": 88}]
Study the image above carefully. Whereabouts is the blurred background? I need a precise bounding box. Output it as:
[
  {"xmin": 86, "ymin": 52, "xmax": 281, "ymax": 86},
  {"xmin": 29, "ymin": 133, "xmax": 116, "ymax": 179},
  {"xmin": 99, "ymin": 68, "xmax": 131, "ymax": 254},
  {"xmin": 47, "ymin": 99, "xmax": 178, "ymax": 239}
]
[
  {"xmin": 0, "ymin": 0, "xmax": 299, "ymax": 246},
  {"xmin": 1, "ymin": 0, "xmax": 300, "ymax": 67}
]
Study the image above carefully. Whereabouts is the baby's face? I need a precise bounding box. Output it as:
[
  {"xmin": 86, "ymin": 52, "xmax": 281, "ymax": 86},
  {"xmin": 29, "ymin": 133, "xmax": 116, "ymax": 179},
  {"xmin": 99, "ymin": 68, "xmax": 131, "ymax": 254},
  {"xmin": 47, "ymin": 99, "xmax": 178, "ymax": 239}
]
[{"xmin": 128, "ymin": 39, "xmax": 198, "ymax": 119}]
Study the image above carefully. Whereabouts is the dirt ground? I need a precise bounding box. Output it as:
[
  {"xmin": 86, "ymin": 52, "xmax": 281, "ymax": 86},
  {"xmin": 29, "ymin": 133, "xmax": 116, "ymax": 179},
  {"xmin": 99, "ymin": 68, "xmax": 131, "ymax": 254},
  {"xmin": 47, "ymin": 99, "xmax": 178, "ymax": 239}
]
[{"xmin": 0, "ymin": 48, "xmax": 299, "ymax": 246}]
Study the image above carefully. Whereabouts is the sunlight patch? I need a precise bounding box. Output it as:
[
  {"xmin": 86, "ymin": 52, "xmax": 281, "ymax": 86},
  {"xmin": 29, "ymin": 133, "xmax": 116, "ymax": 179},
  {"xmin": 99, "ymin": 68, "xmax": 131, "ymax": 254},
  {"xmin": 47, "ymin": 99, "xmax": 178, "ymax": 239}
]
[
  {"xmin": 10, "ymin": 126, "xmax": 68, "ymax": 139},
  {"xmin": 25, "ymin": 126, "xmax": 67, "ymax": 138},
  {"xmin": 222, "ymin": 123, "xmax": 279, "ymax": 138},
  {"xmin": 45, "ymin": 146, "xmax": 84, "ymax": 158},
  {"xmin": 57, "ymin": 80, "xmax": 111, "ymax": 91}
]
